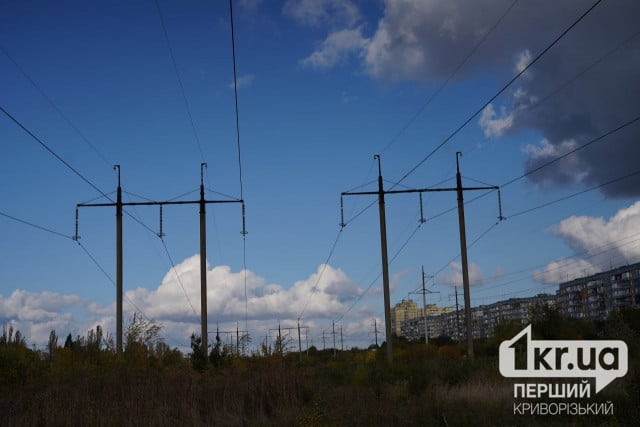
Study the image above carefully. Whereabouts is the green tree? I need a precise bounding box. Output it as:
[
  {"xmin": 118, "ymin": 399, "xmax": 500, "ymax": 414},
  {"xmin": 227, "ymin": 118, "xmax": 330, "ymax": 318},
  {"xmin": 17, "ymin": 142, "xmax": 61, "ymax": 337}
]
[
  {"xmin": 124, "ymin": 313, "xmax": 162, "ymax": 351},
  {"xmin": 190, "ymin": 333, "xmax": 207, "ymax": 371},
  {"xmin": 47, "ymin": 329, "xmax": 58, "ymax": 361}
]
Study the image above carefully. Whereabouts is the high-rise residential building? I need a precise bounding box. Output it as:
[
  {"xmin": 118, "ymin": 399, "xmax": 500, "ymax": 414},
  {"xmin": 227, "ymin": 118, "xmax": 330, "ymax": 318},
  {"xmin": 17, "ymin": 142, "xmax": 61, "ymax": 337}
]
[
  {"xmin": 558, "ymin": 262, "xmax": 640, "ymax": 319},
  {"xmin": 399, "ymin": 263, "xmax": 640, "ymax": 342},
  {"xmin": 390, "ymin": 299, "xmax": 420, "ymax": 336}
]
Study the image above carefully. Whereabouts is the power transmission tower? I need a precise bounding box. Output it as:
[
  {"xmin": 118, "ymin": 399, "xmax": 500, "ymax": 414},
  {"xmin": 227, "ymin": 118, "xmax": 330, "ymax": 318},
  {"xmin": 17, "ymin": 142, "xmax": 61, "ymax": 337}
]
[
  {"xmin": 295, "ymin": 319, "xmax": 310, "ymax": 361},
  {"xmin": 332, "ymin": 321, "xmax": 336, "ymax": 356},
  {"xmin": 269, "ymin": 323, "xmax": 306, "ymax": 356},
  {"xmin": 373, "ymin": 319, "xmax": 379, "ymax": 347},
  {"xmin": 410, "ymin": 266, "xmax": 439, "ymax": 344},
  {"xmin": 341, "ymin": 153, "xmax": 502, "ymax": 362},
  {"xmin": 212, "ymin": 325, "xmax": 248, "ymax": 356},
  {"xmin": 75, "ymin": 164, "xmax": 244, "ymax": 354},
  {"xmin": 453, "ymin": 287, "xmax": 461, "ymax": 342}
]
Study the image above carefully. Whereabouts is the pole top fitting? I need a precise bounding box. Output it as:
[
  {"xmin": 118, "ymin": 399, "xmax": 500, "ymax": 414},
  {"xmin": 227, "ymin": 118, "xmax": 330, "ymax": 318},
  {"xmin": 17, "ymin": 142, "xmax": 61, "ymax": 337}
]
[
  {"xmin": 456, "ymin": 152, "xmax": 462, "ymax": 174},
  {"xmin": 113, "ymin": 164, "xmax": 121, "ymax": 187},
  {"xmin": 374, "ymin": 154, "xmax": 382, "ymax": 177},
  {"xmin": 200, "ymin": 163, "xmax": 207, "ymax": 186}
]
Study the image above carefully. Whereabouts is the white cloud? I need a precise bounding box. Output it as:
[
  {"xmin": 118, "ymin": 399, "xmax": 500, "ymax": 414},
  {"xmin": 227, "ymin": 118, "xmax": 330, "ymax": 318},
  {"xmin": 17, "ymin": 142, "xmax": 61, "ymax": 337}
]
[
  {"xmin": 284, "ymin": 0, "xmax": 360, "ymax": 28},
  {"xmin": 534, "ymin": 201, "xmax": 640, "ymax": 284},
  {"xmin": 228, "ymin": 73, "xmax": 255, "ymax": 89},
  {"xmin": 551, "ymin": 201, "xmax": 640, "ymax": 265},
  {"xmin": 514, "ymin": 49, "xmax": 532, "ymax": 74},
  {"xmin": 1, "ymin": 258, "xmax": 375, "ymax": 350},
  {"xmin": 478, "ymin": 103, "xmax": 514, "ymax": 138},
  {"xmin": 120, "ymin": 255, "xmax": 364, "ymax": 324},
  {"xmin": 523, "ymin": 138, "xmax": 576, "ymax": 160},
  {"xmin": 362, "ymin": 0, "xmax": 503, "ymax": 82},
  {"xmin": 533, "ymin": 258, "xmax": 598, "ymax": 285},
  {"xmin": 0, "ymin": 289, "xmax": 83, "ymax": 344},
  {"xmin": 438, "ymin": 261, "xmax": 484, "ymax": 287},
  {"xmin": 300, "ymin": 28, "xmax": 369, "ymax": 69},
  {"xmin": 522, "ymin": 138, "xmax": 587, "ymax": 187}
]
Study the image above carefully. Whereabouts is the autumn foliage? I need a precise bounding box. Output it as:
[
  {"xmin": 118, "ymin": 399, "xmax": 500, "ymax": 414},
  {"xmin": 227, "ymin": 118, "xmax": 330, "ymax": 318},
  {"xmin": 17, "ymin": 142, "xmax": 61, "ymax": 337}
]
[{"xmin": 1, "ymin": 308, "xmax": 639, "ymax": 426}]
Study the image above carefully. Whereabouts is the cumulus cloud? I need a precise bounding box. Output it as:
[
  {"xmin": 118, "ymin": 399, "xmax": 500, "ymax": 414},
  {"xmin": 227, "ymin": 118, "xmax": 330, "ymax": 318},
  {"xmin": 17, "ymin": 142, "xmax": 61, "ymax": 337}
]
[
  {"xmin": 292, "ymin": 0, "xmax": 640, "ymax": 197},
  {"xmin": 0, "ymin": 289, "xmax": 83, "ymax": 344},
  {"xmin": 122, "ymin": 255, "xmax": 363, "ymax": 323},
  {"xmin": 479, "ymin": 103, "xmax": 514, "ymax": 138},
  {"xmin": 363, "ymin": 0, "xmax": 520, "ymax": 82},
  {"xmin": 514, "ymin": 49, "xmax": 532, "ymax": 74},
  {"xmin": 228, "ymin": 73, "xmax": 255, "ymax": 89},
  {"xmin": 534, "ymin": 201, "xmax": 640, "ymax": 284},
  {"xmin": 521, "ymin": 138, "xmax": 588, "ymax": 187},
  {"xmin": 533, "ymin": 258, "xmax": 598, "ymax": 285},
  {"xmin": 1, "ymin": 258, "xmax": 369, "ymax": 349},
  {"xmin": 300, "ymin": 28, "xmax": 368, "ymax": 69},
  {"xmin": 439, "ymin": 261, "xmax": 484, "ymax": 287}
]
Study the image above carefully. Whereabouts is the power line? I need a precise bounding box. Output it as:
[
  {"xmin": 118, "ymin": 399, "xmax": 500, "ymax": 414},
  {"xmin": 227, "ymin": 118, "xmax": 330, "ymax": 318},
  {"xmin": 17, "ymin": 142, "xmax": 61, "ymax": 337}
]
[
  {"xmin": 429, "ymin": 169, "xmax": 640, "ymax": 291},
  {"xmin": 378, "ymin": 0, "xmax": 520, "ymax": 155},
  {"xmin": 0, "ymin": 208, "xmax": 153, "ymax": 320},
  {"xmin": 395, "ymin": 0, "xmax": 604, "ymax": 186},
  {"xmin": 474, "ymin": 236, "xmax": 640, "ymax": 295},
  {"xmin": 2, "ymin": 105, "xmax": 108, "ymax": 198},
  {"xmin": 160, "ymin": 238, "xmax": 199, "ymax": 320},
  {"xmin": 153, "ymin": 0, "xmax": 206, "ymax": 163},
  {"xmin": 298, "ymin": 228, "xmax": 344, "ymax": 319},
  {"xmin": 229, "ymin": 0, "xmax": 245, "ymax": 201},
  {"xmin": 76, "ymin": 241, "xmax": 151, "ymax": 321},
  {"xmin": 501, "ymin": 114, "xmax": 640, "ymax": 188},
  {"xmin": 0, "ymin": 45, "xmax": 112, "ymax": 167},
  {"xmin": 0, "ymin": 210, "xmax": 72, "ymax": 240},
  {"xmin": 511, "ymin": 28, "xmax": 640, "ymax": 123},
  {"xmin": 229, "ymin": 0, "xmax": 249, "ymax": 329},
  {"xmin": 431, "ymin": 221, "xmax": 500, "ymax": 281},
  {"xmin": 508, "ymin": 168, "xmax": 640, "ymax": 219},
  {"xmin": 412, "ymin": 112, "xmax": 640, "ymax": 228},
  {"xmin": 3, "ymin": 106, "xmax": 158, "ymax": 238},
  {"xmin": 335, "ymin": 222, "xmax": 424, "ymax": 323}
]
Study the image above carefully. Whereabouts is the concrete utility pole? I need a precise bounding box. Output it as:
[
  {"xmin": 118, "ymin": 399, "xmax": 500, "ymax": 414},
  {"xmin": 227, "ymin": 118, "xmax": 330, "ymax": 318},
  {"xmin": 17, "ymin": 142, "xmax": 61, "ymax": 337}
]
[
  {"xmin": 455, "ymin": 152, "xmax": 474, "ymax": 359},
  {"xmin": 269, "ymin": 324, "xmax": 307, "ymax": 357},
  {"xmin": 115, "ymin": 165, "xmax": 123, "ymax": 354},
  {"xmin": 76, "ymin": 164, "xmax": 244, "ymax": 355},
  {"xmin": 410, "ymin": 267, "xmax": 439, "ymax": 345},
  {"xmin": 375, "ymin": 155, "xmax": 393, "ymax": 363},
  {"xmin": 455, "ymin": 287, "xmax": 461, "ymax": 342},
  {"xmin": 199, "ymin": 165, "xmax": 208, "ymax": 352},
  {"xmin": 297, "ymin": 318, "xmax": 302, "ymax": 362},
  {"xmin": 374, "ymin": 319, "xmax": 379, "ymax": 347},
  {"xmin": 420, "ymin": 267, "xmax": 440, "ymax": 345},
  {"xmin": 332, "ymin": 321, "xmax": 337, "ymax": 356},
  {"xmin": 211, "ymin": 325, "xmax": 247, "ymax": 355},
  {"xmin": 341, "ymin": 154, "xmax": 502, "ymax": 363}
]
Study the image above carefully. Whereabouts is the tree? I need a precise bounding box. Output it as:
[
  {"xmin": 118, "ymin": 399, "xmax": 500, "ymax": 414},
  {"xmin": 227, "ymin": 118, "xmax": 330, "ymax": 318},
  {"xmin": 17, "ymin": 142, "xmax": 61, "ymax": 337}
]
[
  {"xmin": 190, "ymin": 333, "xmax": 207, "ymax": 371},
  {"xmin": 124, "ymin": 313, "xmax": 163, "ymax": 351},
  {"xmin": 47, "ymin": 330, "xmax": 58, "ymax": 361},
  {"xmin": 64, "ymin": 333, "xmax": 73, "ymax": 349},
  {"xmin": 1, "ymin": 324, "xmax": 26, "ymax": 347}
]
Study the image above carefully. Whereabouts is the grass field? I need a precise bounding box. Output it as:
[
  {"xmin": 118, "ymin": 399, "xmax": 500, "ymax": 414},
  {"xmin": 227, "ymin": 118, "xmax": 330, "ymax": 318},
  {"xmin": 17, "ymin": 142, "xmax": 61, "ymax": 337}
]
[{"xmin": 1, "ymin": 308, "xmax": 639, "ymax": 426}]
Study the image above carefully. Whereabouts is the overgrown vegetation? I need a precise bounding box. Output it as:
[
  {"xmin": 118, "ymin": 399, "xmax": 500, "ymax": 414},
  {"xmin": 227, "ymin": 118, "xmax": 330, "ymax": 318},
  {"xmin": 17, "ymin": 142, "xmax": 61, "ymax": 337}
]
[{"xmin": 1, "ymin": 308, "xmax": 639, "ymax": 426}]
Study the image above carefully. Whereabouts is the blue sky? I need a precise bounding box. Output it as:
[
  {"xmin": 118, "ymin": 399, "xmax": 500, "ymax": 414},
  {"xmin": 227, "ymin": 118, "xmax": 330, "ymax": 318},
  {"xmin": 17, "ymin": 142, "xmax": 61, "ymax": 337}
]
[{"xmin": 2, "ymin": 0, "xmax": 640, "ymax": 351}]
